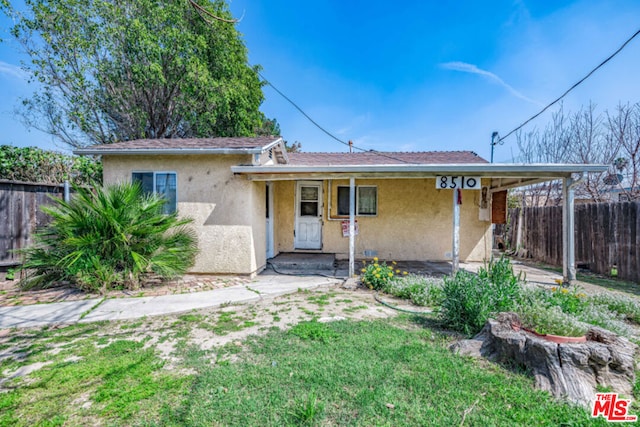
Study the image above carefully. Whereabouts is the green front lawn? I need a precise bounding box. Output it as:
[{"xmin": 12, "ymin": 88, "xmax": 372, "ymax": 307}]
[{"xmin": 0, "ymin": 315, "xmax": 607, "ymax": 426}]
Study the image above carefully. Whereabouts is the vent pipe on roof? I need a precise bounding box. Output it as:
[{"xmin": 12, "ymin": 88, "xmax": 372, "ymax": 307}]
[{"xmin": 490, "ymin": 131, "xmax": 500, "ymax": 163}]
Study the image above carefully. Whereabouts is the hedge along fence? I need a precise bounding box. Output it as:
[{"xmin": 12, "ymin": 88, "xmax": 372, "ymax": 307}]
[
  {"xmin": 499, "ymin": 202, "xmax": 640, "ymax": 283},
  {"xmin": 0, "ymin": 180, "xmax": 67, "ymax": 266}
]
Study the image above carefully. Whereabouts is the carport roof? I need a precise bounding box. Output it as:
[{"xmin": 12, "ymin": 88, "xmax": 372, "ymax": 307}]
[{"xmin": 231, "ymin": 161, "xmax": 609, "ymax": 191}]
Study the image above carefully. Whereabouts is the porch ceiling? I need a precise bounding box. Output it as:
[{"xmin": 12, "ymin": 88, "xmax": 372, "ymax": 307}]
[{"xmin": 231, "ymin": 163, "xmax": 609, "ymax": 190}]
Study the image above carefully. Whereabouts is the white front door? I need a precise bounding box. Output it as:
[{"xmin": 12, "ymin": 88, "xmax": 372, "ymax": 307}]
[{"xmin": 295, "ymin": 181, "xmax": 322, "ymax": 249}]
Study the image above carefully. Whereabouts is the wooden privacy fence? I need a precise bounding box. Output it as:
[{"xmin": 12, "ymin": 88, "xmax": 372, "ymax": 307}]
[
  {"xmin": 499, "ymin": 202, "xmax": 640, "ymax": 282},
  {"xmin": 0, "ymin": 180, "xmax": 65, "ymax": 266}
]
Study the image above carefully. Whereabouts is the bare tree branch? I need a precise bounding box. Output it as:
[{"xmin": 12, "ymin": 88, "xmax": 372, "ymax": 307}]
[{"xmin": 188, "ymin": 0, "xmax": 241, "ymax": 24}]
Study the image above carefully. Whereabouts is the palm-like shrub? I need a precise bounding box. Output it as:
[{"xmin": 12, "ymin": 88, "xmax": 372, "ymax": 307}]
[{"xmin": 19, "ymin": 183, "xmax": 198, "ymax": 293}]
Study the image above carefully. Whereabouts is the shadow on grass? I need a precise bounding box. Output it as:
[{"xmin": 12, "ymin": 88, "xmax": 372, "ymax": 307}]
[
  {"xmin": 524, "ymin": 261, "xmax": 640, "ymax": 297},
  {"xmin": 576, "ymin": 273, "xmax": 640, "ymax": 297}
]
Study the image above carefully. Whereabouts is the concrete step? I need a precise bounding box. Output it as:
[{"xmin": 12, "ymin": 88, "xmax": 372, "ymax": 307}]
[{"xmin": 268, "ymin": 253, "xmax": 336, "ymax": 271}]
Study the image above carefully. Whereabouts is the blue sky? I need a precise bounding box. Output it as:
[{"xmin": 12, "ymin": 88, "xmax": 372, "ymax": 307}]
[{"xmin": 1, "ymin": 0, "xmax": 640, "ymax": 161}]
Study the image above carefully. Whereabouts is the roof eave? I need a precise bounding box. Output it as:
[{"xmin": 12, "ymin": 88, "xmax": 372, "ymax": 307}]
[
  {"xmin": 259, "ymin": 137, "xmax": 284, "ymax": 153},
  {"xmin": 73, "ymin": 137, "xmax": 284, "ymax": 156}
]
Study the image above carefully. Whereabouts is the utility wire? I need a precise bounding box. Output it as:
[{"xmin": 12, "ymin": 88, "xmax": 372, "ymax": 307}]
[
  {"xmin": 257, "ymin": 70, "xmax": 419, "ymax": 164},
  {"xmin": 498, "ymin": 28, "xmax": 640, "ymax": 143},
  {"xmin": 256, "ymin": 71, "xmax": 350, "ymax": 149}
]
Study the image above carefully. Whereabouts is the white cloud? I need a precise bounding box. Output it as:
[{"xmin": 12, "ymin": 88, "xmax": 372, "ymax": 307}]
[
  {"xmin": 440, "ymin": 61, "xmax": 543, "ymax": 106},
  {"xmin": 0, "ymin": 61, "xmax": 27, "ymax": 80}
]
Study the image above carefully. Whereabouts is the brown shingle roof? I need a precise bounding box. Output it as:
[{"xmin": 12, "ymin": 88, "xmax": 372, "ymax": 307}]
[
  {"xmin": 79, "ymin": 136, "xmax": 281, "ymax": 152},
  {"xmin": 286, "ymin": 151, "xmax": 487, "ymax": 165}
]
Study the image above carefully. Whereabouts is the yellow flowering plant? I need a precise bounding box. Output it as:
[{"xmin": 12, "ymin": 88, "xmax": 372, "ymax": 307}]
[
  {"xmin": 360, "ymin": 257, "xmax": 397, "ymax": 290},
  {"xmin": 546, "ymin": 286, "xmax": 588, "ymax": 315}
]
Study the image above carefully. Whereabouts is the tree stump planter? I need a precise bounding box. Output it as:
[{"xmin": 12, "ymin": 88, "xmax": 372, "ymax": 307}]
[
  {"xmin": 451, "ymin": 312, "xmax": 638, "ymax": 407},
  {"xmin": 511, "ymin": 323, "xmax": 588, "ymax": 344}
]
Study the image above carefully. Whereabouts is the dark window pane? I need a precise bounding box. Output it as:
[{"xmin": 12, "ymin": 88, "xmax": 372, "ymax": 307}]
[
  {"xmin": 156, "ymin": 173, "xmax": 177, "ymax": 214},
  {"xmin": 132, "ymin": 172, "xmax": 153, "ymax": 194},
  {"xmin": 300, "ymin": 202, "xmax": 318, "ymax": 216},
  {"xmin": 337, "ymin": 186, "xmax": 350, "ymax": 216},
  {"xmin": 266, "ymin": 185, "xmax": 270, "ymax": 218}
]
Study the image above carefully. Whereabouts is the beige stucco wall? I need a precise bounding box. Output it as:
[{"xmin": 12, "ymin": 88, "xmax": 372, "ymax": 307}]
[
  {"xmin": 272, "ymin": 178, "xmax": 492, "ymax": 262},
  {"xmin": 102, "ymin": 154, "xmax": 266, "ymax": 275}
]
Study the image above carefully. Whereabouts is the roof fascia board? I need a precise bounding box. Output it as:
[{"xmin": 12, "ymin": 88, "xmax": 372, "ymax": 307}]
[
  {"xmin": 489, "ymin": 177, "xmax": 555, "ymax": 192},
  {"xmin": 259, "ymin": 137, "xmax": 284, "ymax": 153},
  {"xmin": 231, "ymin": 163, "xmax": 608, "ymax": 177},
  {"xmin": 75, "ymin": 148, "xmax": 266, "ymax": 156},
  {"xmin": 236, "ymin": 172, "xmax": 573, "ymax": 182},
  {"xmin": 74, "ymin": 137, "xmax": 283, "ymax": 156}
]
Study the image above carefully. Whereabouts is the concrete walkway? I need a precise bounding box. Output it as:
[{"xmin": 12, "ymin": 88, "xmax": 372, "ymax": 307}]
[
  {"xmin": 0, "ymin": 275, "xmax": 342, "ymax": 329},
  {"xmin": 0, "ymin": 261, "xmax": 599, "ymax": 330}
]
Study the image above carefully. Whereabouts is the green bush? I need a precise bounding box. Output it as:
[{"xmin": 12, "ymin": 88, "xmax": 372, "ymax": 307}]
[
  {"xmin": 0, "ymin": 145, "xmax": 102, "ymax": 185},
  {"xmin": 18, "ymin": 182, "xmax": 198, "ymax": 293},
  {"xmin": 477, "ymin": 257, "xmax": 524, "ymax": 313},
  {"xmin": 383, "ymin": 274, "xmax": 444, "ymax": 307},
  {"xmin": 440, "ymin": 257, "xmax": 523, "ymax": 335},
  {"xmin": 440, "ymin": 270, "xmax": 493, "ymax": 335}
]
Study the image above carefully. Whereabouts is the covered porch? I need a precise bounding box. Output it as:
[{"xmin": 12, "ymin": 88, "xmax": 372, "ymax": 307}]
[{"xmin": 234, "ymin": 163, "xmax": 608, "ymax": 284}]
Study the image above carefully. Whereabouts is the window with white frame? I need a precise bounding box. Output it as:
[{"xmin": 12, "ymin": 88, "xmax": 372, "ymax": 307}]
[
  {"xmin": 132, "ymin": 171, "xmax": 177, "ymax": 214},
  {"xmin": 337, "ymin": 186, "xmax": 377, "ymax": 216}
]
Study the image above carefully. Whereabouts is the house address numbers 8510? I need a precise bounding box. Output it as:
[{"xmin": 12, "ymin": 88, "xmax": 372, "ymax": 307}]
[{"xmin": 436, "ymin": 176, "xmax": 482, "ymax": 190}]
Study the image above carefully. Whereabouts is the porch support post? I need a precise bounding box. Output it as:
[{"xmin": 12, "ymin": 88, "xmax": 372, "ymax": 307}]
[
  {"xmin": 349, "ymin": 177, "xmax": 356, "ymax": 277},
  {"xmin": 562, "ymin": 177, "xmax": 576, "ymax": 283},
  {"xmin": 452, "ymin": 189, "xmax": 460, "ymax": 274}
]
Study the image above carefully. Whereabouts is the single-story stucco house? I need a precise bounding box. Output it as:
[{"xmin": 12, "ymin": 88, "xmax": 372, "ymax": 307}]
[{"xmin": 75, "ymin": 136, "xmax": 607, "ymax": 282}]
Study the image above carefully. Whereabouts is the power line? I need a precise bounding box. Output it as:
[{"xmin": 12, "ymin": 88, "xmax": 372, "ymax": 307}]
[
  {"xmin": 256, "ymin": 71, "xmax": 350, "ymax": 149},
  {"xmin": 257, "ymin": 70, "xmax": 419, "ymax": 164},
  {"xmin": 190, "ymin": 6, "xmax": 415, "ymax": 165},
  {"xmin": 498, "ymin": 28, "xmax": 640, "ymax": 143}
]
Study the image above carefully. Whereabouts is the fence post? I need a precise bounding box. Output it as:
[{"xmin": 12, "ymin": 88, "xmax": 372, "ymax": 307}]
[{"xmin": 64, "ymin": 180, "xmax": 70, "ymax": 202}]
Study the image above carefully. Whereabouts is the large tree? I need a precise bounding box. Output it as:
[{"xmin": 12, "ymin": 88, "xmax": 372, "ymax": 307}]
[{"xmin": 2, "ymin": 0, "xmax": 267, "ymax": 148}]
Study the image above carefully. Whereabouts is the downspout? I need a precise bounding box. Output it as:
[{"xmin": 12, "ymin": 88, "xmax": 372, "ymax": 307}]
[{"xmin": 562, "ymin": 172, "xmax": 585, "ymax": 284}]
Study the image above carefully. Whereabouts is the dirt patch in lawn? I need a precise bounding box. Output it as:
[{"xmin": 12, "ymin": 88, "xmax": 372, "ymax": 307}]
[
  {"xmin": 120, "ymin": 286, "xmax": 403, "ymax": 361},
  {"xmin": 0, "ymin": 284, "xmax": 419, "ymax": 387},
  {"xmin": 0, "ymin": 274, "xmax": 250, "ymax": 306}
]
